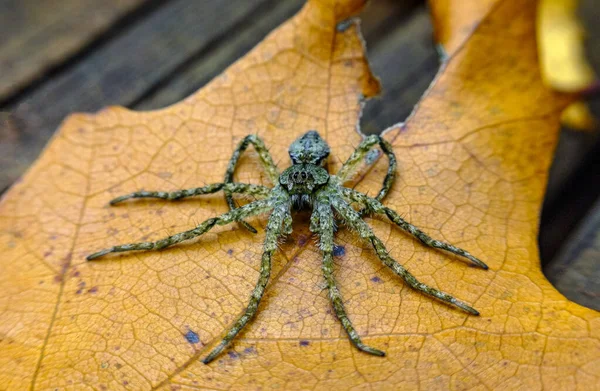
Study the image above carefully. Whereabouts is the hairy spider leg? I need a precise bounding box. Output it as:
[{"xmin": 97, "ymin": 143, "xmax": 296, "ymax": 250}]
[
  {"xmin": 202, "ymin": 190, "xmax": 291, "ymax": 363},
  {"xmin": 314, "ymin": 197, "xmax": 385, "ymax": 356},
  {"xmin": 87, "ymin": 197, "xmax": 274, "ymax": 261},
  {"xmin": 336, "ymin": 135, "xmax": 397, "ymax": 214},
  {"xmin": 109, "ymin": 183, "xmax": 271, "ymax": 205},
  {"xmin": 330, "ymin": 195, "xmax": 479, "ymax": 315},
  {"xmin": 341, "ymin": 188, "xmax": 488, "ymax": 270},
  {"xmin": 224, "ymin": 134, "xmax": 280, "ymax": 233}
]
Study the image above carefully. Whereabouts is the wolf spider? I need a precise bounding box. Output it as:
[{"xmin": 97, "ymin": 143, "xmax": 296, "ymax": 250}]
[{"xmin": 88, "ymin": 131, "xmax": 488, "ymax": 363}]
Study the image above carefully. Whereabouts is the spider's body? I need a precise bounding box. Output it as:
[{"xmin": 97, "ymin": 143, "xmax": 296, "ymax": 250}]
[{"xmin": 88, "ymin": 131, "xmax": 488, "ymax": 364}]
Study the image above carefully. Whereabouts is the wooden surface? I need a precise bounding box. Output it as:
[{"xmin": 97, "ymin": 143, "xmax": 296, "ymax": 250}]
[
  {"xmin": 0, "ymin": 0, "xmax": 598, "ymax": 309},
  {"xmin": 0, "ymin": 0, "xmax": 148, "ymax": 101}
]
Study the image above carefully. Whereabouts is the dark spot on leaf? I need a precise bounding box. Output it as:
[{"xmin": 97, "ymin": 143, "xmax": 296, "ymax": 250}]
[
  {"xmin": 185, "ymin": 330, "xmax": 200, "ymax": 344},
  {"xmin": 300, "ymin": 340, "xmax": 310, "ymax": 347},
  {"xmin": 371, "ymin": 276, "xmax": 382, "ymax": 283},
  {"xmin": 333, "ymin": 245, "xmax": 345, "ymax": 257},
  {"xmin": 115, "ymin": 363, "xmax": 122, "ymax": 369},
  {"xmin": 227, "ymin": 351, "xmax": 239, "ymax": 359},
  {"xmin": 88, "ymin": 286, "xmax": 98, "ymax": 294},
  {"xmin": 227, "ymin": 249, "xmax": 233, "ymax": 256},
  {"xmin": 297, "ymin": 234, "xmax": 308, "ymax": 246},
  {"xmin": 54, "ymin": 253, "xmax": 72, "ymax": 283},
  {"xmin": 243, "ymin": 346, "xmax": 256, "ymax": 355}
]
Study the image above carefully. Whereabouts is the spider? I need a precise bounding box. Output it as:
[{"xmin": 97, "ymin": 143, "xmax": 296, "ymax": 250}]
[{"xmin": 88, "ymin": 130, "xmax": 488, "ymax": 364}]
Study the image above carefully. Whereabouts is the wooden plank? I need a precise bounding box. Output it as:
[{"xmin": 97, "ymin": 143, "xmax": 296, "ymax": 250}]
[
  {"xmin": 545, "ymin": 197, "xmax": 600, "ymax": 310},
  {"xmin": 540, "ymin": 136, "xmax": 600, "ymax": 263},
  {"xmin": 0, "ymin": 0, "xmax": 291, "ymax": 192},
  {"xmin": 360, "ymin": 5, "xmax": 438, "ymax": 134},
  {"xmin": 0, "ymin": 0, "xmax": 148, "ymax": 101}
]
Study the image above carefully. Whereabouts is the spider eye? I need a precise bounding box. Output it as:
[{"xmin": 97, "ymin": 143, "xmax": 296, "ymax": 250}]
[{"xmin": 301, "ymin": 172, "xmax": 307, "ymax": 180}]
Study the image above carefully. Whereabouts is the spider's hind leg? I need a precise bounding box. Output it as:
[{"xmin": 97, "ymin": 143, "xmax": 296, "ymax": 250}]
[
  {"xmin": 87, "ymin": 197, "xmax": 274, "ymax": 261},
  {"xmin": 315, "ymin": 199, "xmax": 385, "ymax": 357},
  {"xmin": 202, "ymin": 195, "xmax": 290, "ymax": 364},
  {"xmin": 331, "ymin": 194, "xmax": 480, "ymax": 315}
]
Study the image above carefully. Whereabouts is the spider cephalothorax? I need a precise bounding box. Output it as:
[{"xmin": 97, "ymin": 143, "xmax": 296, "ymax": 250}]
[{"xmin": 88, "ymin": 131, "xmax": 488, "ymax": 363}]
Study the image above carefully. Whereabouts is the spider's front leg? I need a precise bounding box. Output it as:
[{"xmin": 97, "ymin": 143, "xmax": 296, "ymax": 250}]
[
  {"xmin": 336, "ymin": 135, "xmax": 397, "ymax": 212},
  {"xmin": 340, "ymin": 188, "xmax": 488, "ymax": 270},
  {"xmin": 202, "ymin": 189, "xmax": 291, "ymax": 363},
  {"xmin": 330, "ymin": 192, "xmax": 480, "ymax": 315},
  {"xmin": 87, "ymin": 195, "xmax": 274, "ymax": 260},
  {"xmin": 313, "ymin": 194, "xmax": 385, "ymax": 357},
  {"xmin": 224, "ymin": 134, "xmax": 280, "ymax": 233}
]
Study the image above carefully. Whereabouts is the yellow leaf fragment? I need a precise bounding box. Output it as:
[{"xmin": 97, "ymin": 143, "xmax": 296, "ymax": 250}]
[
  {"xmin": 538, "ymin": 0, "xmax": 596, "ymax": 92},
  {"xmin": 428, "ymin": 0, "xmax": 498, "ymax": 57},
  {"xmin": 538, "ymin": 0, "xmax": 598, "ymax": 130},
  {"xmin": 561, "ymin": 100, "xmax": 598, "ymax": 130}
]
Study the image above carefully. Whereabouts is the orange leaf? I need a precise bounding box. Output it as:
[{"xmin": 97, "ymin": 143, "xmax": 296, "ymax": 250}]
[
  {"xmin": 429, "ymin": 0, "xmax": 499, "ymax": 57},
  {"xmin": 1, "ymin": 0, "xmax": 599, "ymax": 390}
]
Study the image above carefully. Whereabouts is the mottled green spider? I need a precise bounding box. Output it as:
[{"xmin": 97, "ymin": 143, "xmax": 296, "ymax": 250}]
[{"xmin": 88, "ymin": 130, "xmax": 488, "ymax": 364}]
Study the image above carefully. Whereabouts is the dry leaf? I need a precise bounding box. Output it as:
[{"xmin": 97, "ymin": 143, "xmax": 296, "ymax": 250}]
[
  {"xmin": 538, "ymin": 0, "xmax": 596, "ymax": 92},
  {"xmin": 1, "ymin": 0, "xmax": 599, "ymax": 390},
  {"xmin": 428, "ymin": 0, "xmax": 498, "ymax": 57},
  {"xmin": 538, "ymin": 0, "xmax": 598, "ymax": 130}
]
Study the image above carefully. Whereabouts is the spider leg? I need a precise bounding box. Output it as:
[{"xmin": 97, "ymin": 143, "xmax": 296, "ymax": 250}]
[
  {"xmin": 336, "ymin": 135, "xmax": 397, "ymax": 212},
  {"xmin": 315, "ymin": 199, "xmax": 385, "ymax": 356},
  {"xmin": 87, "ymin": 198, "xmax": 274, "ymax": 261},
  {"xmin": 331, "ymin": 194, "xmax": 479, "ymax": 315},
  {"xmin": 202, "ymin": 195, "xmax": 291, "ymax": 364},
  {"xmin": 109, "ymin": 183, "xmax": 271, "ymax": 205},
  {"xmin": 224, "ymin": 134, "xmax": 280, "ymax": 233},
  {"xmin": 341, "ymin": 188, "xmax": 488, "ymax": 269}
]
